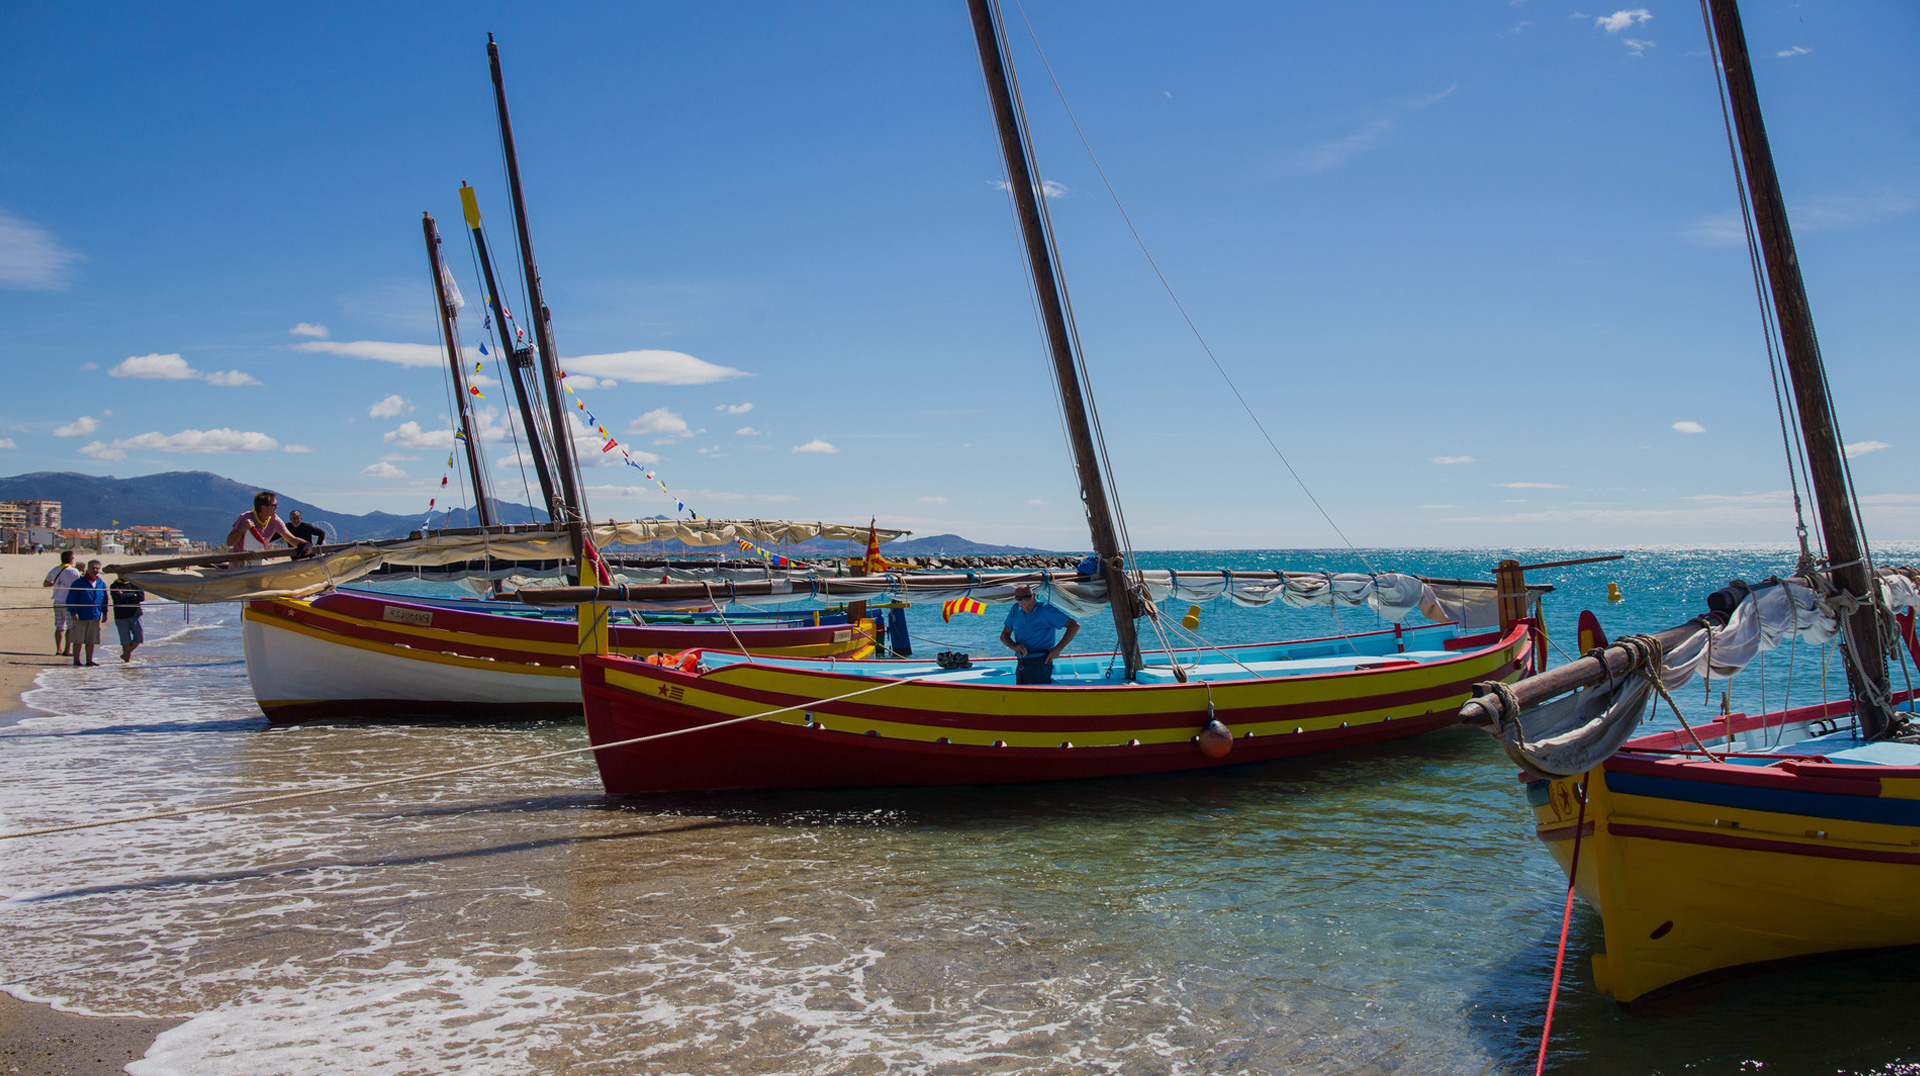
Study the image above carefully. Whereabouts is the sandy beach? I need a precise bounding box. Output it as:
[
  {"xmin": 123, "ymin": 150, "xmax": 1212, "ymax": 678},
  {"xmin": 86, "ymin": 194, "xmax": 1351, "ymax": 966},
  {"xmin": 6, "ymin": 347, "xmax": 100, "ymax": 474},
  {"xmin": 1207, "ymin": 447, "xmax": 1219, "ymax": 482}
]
[{"xmin": 0, "ymin": 552, "xmax": 179, "ymax": 1074}]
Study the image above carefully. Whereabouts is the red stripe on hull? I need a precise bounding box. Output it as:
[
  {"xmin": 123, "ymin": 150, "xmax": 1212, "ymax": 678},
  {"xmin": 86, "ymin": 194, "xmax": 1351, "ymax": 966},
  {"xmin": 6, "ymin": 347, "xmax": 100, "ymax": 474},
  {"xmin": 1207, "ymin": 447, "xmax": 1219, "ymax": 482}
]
[
  {"xmin": 1607, "ymin": 822, "xmax": 1920, "ymax": 866},
  {"xmin": 581, "ymin": 682, "xmax": 1460, "ymax": 793}
]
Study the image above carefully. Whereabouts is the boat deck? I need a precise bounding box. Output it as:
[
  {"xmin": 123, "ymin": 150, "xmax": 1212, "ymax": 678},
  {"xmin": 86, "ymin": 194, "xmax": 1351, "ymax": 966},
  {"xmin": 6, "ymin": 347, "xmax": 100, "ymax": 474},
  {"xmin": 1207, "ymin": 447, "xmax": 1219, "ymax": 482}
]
[{"xmin": 1722, "ymin": 727, "xmax": 1920, "ymax": 767}]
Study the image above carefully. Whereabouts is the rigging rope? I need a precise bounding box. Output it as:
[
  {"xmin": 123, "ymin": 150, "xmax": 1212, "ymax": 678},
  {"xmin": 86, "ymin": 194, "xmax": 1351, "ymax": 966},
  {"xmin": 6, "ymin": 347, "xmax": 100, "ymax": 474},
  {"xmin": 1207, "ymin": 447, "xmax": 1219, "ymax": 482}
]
[
  {"xmin": 1533, "ymin": 772, "xmax": 1590, "ymax": 1076},
  {"xmin": 0, "ymin": 674, "xmax": 925, "ymax": 843},
  {"xmin": 1007, "ymin": 0, "xmax": 1381, "ymax": 577}
]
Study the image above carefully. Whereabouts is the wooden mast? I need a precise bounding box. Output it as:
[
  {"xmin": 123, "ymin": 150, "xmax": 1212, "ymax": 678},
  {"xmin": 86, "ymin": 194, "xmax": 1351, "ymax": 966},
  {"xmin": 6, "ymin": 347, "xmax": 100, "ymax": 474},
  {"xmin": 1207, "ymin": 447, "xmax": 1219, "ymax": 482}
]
[
  {"xmin": 488, "ymin": 33, "xmax": 591, "ymax": 583},
  {"xmin": 422, "ymin": 212, "xmax": 495, "ymax": 527},
  {"xmin": 965, "ymin": 0, "xmax": 1143, "ymax": 677},
  {"xmin": 1705, "ymin": 0, "xmax": 1894, "ymax": 738},
  {"xmin": 461, "ymin": 183, "xmax": 560, "ymax": 522}
]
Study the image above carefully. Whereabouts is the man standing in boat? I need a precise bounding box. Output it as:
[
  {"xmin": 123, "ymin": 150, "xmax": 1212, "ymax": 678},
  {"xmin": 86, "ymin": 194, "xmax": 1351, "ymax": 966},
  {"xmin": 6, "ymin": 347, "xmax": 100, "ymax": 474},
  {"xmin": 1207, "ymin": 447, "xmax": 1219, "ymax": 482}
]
[
  {"xmin": 225, "ymin": 491, "xmax": 308, "ymax": 554},
  {"xmin": 1001, "ymin": 584, "xmax": 1079, "ymax": 685}
]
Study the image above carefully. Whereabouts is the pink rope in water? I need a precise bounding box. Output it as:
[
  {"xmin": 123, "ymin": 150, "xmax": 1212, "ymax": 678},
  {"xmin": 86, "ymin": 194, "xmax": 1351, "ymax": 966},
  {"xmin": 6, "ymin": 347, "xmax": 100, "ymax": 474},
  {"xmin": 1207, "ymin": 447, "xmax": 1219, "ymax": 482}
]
[{"xmin": 1534, "ymin": 772, "xmax": 1591, "ymax": 1076}]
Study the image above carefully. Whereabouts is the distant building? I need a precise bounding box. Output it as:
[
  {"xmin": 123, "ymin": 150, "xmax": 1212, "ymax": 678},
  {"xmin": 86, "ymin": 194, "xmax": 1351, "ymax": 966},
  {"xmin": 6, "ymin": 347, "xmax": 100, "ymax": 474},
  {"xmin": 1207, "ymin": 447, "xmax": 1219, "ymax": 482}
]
[
  {"xmin": 15, "ymin": 500, "xmax": 60, "ymax": 530},
  {"xmin": 0, "ymin": 502, "xmax": 24, "ymax": 532}
]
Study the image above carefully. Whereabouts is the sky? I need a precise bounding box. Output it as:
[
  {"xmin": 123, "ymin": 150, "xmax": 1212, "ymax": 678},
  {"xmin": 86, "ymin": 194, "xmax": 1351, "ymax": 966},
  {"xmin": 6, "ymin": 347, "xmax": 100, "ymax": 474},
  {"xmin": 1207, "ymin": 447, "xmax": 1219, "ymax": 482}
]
[{"xmin": 2, "ymin": 2, "xmax": 1915, "ymax": 551}]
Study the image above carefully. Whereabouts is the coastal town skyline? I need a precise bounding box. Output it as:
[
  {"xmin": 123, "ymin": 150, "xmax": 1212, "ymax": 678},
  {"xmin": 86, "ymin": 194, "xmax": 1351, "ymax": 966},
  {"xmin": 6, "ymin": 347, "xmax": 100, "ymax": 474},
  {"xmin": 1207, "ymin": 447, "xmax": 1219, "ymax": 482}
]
[{"xmin": 3, "ymin": 3, "xmax": 1915, "ymax": 550}]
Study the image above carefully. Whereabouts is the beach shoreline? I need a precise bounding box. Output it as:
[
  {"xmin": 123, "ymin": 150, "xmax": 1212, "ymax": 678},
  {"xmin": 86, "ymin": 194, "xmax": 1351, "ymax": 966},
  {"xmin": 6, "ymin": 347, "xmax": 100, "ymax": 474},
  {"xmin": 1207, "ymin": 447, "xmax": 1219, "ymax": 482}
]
[{"xmin": 0, "ymin": 552, "xmax": 180, "ymax": 1074}]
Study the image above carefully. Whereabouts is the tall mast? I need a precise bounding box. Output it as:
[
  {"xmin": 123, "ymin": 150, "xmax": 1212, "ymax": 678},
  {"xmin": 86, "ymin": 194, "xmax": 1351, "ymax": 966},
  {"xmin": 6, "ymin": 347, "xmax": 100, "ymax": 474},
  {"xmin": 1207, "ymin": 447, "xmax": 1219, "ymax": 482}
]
[
  {"xmin": 488, "ymin": 33, "xmax": 590, "ymax": 581},
  {"xmin": 461, "ymin": 182, "xmax": 559, "ymax": 523},
  {"xmin": 422, "ymin": 212, "xmax": 495, "ymax": 527},
  {"xmin": 1705, "ymin": 0, "xmax": 1893, "ymax": 738},
  {"xmin": 966, "ymin": 0, "xmax": 1142, "ymax": 677}
]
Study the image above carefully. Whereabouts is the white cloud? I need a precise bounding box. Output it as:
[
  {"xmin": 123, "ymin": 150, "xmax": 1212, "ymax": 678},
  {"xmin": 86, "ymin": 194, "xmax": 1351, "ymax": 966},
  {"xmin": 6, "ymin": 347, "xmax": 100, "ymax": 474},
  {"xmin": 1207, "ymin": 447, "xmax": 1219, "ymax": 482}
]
[
  {"xmin": 369, "ymin": 395, "xmax": 411, "ymax": 419},
  {"xmin": 563, "ymin": 374, "xmax": 612, "ymax": 391},
  {"xmin": 563, "ymin": 349, "xmax": 748, "ymax": 386},
  {"xmin": 1595, "ymin": 9, "xmax": 1651, "ymax": 33},
  {"xmin": 1028, "ymin": 499, "xmax": 1048, "ymax": 505},
  {"xmin": 0, "ymin": 209, "xmax": 83, "ymax": 290},
  {"xmin": 1496, "ymin": 481, "xmax": 1567, "ymax": 489},
  {"xmin": 289, "ymin": 322, "xmax": 330, "ymax": 338},
  {"xmin": 1777, "ymin": 46, "xmax": 1811, "ymax": 58},
  {"xmin": 1431, "ymin": 455, "xmax": 1475, "ymax": 465},
  {"xmin": 1622, "ymin": 38, "xmax": 1654, "ymax": 56},
  {"xmin": 109, "ymin": 352, "xmax": 258, "ymax": 386},
  {"xmin": 282, "ymin": 444, "xmax": 314, "ymax": 453},
  {"xmin": 79, "ymin": 362, "xmax": 98, "ymax": 371},
  {"xmin": 385, "ymin": 421, "xmax": 454, "ymax": 450},
  {"xmin": 0, "ymin": 438, "xmax": 15, "ymax": 450},
  {"xmin": 1672, "ymin": 420, "xmax": 1706, "ymax": 434},
  {"xmin": 734, "ymin": 426, "xmax": 763, "ymax": 437},
  {"xmin": 1680, "ymin": 214, "xmax": 1745, "ymax": 247},
  {"xmin": 791, "ymin": 439, "xmax": 838, "ymax": 454},
  {"xmin": 990, "ymin": 178, "xmax": 1069, "ymax": 199},
  {"xmin": 716, "ymin": 402, "xmax": 753, "ymax": 415},
  {"xmin": 626, "ymin": 408, "xmax": 692, "ymax": 443},
  {"xmin": 918, "ymin": 495, "xmax": 948, "ymax": 504},
  {"xmin": 292, "ymin": 339, "xmax": 445, "ymax": 367},
  {"xmin": 1286, "ymin": 118, "xmax": 1395, "ymax": 175},
  {"xmin": 360, "ymin": 461, "xmax": 408, "ymax": 479},
  {"xmin": 79, "ymin": 427, "xmax": 279, "ymax": 461},
  {"xmin": 1844, "ymin": 440, "xmax": 1890, "ymax": 458},
  {"xmin": 53, "ymin": 415, "xmax": 100, "ymax": 438}
]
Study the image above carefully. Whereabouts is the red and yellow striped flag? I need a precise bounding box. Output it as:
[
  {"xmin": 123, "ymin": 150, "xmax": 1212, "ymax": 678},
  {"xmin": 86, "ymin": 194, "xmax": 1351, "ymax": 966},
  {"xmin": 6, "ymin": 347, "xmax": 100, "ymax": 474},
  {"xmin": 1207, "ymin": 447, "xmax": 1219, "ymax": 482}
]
[{"xmin": 941, "ymin": 598, "xmax": 985, "ymax": 623}]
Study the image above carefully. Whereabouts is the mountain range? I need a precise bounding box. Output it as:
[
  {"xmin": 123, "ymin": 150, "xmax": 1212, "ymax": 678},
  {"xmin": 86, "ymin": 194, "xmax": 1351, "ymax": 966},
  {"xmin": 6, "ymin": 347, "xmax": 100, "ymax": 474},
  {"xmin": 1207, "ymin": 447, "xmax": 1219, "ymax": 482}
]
[{"xmin": 0, "ymin": 471, "xmax": 1055, "ymax": 553}]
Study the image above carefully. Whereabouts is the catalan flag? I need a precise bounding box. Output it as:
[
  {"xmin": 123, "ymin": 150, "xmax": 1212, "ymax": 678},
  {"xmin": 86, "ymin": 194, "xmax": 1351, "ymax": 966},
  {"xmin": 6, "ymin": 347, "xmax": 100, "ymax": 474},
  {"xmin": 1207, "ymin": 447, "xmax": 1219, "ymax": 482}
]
[
  {"xmin": 860, "ymin": 520, "xmax": 888, "ymax": 574},
  {"xmin": 942, "ymin": 598, "xmax": 985, "ymax": 623}
]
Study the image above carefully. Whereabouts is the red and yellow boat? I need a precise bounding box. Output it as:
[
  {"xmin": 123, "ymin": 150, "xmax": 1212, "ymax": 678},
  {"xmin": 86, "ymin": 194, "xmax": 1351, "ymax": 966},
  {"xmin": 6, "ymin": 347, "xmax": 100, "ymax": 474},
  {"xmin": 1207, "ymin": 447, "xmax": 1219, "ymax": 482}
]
[
  {"xmin": 578, "ymin": 617, "xmax": 1533, "ymax": 793},
  {"xmin": 243, "ymin": 589, "xmax": 880, "ymax": 724}
]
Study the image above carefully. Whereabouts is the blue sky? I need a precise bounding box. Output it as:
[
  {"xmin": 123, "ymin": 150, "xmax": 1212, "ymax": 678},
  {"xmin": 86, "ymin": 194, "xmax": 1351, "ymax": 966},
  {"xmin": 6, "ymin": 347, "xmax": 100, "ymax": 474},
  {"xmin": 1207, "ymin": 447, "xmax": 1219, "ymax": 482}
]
[{"xmin": 2, "ymin": 2, "xmax": 1914, "ymax": 550}]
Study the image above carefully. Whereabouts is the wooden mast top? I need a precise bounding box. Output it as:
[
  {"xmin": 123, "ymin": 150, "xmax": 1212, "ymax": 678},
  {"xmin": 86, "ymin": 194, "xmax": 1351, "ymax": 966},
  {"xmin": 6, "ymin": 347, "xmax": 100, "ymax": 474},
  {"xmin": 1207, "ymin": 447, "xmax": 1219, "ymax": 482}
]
[
  {"xmin": 1705, "ymin": 0, "xmax": 1894, "ymax": 738},
  {"xmin": 487, "ymin": 33, "xmax": 591, "ymax": 583},
  {"xmin": 965, "ymin": 0, "xmax": 1143, "ymax": 677},
  {"xmin": 422, "ymin": 212, "xmax": 495, "ymax": 527}
]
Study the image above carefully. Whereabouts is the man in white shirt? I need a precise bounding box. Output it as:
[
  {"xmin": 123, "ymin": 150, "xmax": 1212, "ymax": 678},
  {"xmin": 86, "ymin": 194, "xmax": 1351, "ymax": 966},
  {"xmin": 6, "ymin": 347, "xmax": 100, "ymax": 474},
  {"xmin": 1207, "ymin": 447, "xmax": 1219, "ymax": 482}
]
[{"xmin": 43, "ymin": 550, "xmax": 83, "ymax": 656}]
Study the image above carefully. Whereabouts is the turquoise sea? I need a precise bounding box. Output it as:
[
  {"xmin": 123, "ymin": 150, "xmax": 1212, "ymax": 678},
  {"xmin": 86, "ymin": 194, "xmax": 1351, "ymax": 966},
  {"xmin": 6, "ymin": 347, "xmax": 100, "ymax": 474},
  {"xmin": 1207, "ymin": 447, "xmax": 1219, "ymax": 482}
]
[{"xmin": 2, "ymin": 545, "xmax": 1917, "ymax": 1075}]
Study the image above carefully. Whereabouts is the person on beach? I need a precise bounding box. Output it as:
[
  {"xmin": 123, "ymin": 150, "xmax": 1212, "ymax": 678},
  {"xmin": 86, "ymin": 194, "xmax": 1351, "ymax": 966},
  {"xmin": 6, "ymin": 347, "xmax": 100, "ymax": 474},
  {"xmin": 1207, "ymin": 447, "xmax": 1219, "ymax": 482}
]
[
  {"xmin": 64, "ymin": 559, "xmax": 109, "ymax": 667},
  {"xmin": 110, "ymin": 577, "xmax": 145, "ymax": 663},
  {"xmin": 286, "ymin": 510, "xmax": 326, "ymax": 559},
  {"xmin": 1000, "ymin": 583, "xmax": 1079, "ymax": 685},
  {"xmin": 43, "ymin": 550, "xmax": 82, "ymax": 656},
  {"xmin": 225, "ymin": 491, "xmax": 307, "ymax": 554}
]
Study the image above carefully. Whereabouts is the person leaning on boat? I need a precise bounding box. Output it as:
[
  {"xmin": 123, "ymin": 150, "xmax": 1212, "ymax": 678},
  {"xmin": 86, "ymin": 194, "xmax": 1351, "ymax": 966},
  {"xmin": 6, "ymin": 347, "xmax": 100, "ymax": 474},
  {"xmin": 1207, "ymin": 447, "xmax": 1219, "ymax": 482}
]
[
  {"xmin": 1001, "ymin": 584, "xmax": 1079, "ymax": 685},
  {"xmin": 225, "ymin": 490, "xmax": 308, "ymax": 554}
]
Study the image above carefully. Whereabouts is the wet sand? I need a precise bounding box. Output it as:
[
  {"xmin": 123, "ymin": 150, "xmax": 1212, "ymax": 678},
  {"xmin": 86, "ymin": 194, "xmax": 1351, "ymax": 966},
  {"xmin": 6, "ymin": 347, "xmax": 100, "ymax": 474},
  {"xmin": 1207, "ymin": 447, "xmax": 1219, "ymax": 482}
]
[{"xmin": 0, "ymin": 552, "xmax": 178, "ymax": 1073}]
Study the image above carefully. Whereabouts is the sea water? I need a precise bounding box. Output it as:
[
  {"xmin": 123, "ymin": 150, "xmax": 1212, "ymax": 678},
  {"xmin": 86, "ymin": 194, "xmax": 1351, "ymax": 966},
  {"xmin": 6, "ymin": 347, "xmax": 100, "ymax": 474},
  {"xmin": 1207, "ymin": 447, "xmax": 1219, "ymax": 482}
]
[{"xmin": 2, "ymin": 547, "xmax": 1917, "ymax": 1075}]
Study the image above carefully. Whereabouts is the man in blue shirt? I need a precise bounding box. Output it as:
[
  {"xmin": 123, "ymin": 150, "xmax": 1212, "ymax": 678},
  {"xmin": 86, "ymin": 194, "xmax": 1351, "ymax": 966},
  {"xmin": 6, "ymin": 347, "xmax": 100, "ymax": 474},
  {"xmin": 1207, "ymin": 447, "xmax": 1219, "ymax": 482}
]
[
  {"xmin": 64, "ymin": 559, "xmax": 110, "ymax": 667},
  {"xmin": 1000, "ymin": 584, "xmax": 1079, "ymax": 685}
]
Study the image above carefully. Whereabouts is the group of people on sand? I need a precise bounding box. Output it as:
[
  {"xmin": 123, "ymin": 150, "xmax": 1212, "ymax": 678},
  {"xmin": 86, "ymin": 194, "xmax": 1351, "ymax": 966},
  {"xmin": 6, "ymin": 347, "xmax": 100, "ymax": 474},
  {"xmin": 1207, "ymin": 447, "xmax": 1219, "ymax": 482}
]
[
  {"xmin": 40, "ymin": 490, "xmax": 322, "ymax": 670},
  {"xmin": 44, "ymin": 550, "xmax": 144, "ymax": 666}
]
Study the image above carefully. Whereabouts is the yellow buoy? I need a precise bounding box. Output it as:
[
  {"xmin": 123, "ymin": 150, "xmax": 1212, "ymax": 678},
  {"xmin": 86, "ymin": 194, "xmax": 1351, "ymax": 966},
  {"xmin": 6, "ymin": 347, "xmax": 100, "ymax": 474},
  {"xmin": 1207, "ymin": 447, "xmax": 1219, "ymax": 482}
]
[
  {"xmin": 1181, "ymin": 604, "xmax": 1202, "ymax": 629},
  {"xmin": 1607, "ymin": 582, "xmax": 1624, "ymax": 603}
]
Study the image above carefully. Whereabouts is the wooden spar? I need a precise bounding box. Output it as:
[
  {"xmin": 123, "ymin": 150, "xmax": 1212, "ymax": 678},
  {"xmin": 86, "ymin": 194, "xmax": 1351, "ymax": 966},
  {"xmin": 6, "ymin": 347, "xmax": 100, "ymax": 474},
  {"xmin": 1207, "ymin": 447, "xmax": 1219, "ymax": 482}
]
[
  {"xmin": 487, "ymin": 34, "xmax": 590, "ymax": 584},
  {"xmin": 422, "ymin": 212, "xmax": 495, "ymax": 527},
  {"xmin": 965, "ymin": 0, "xmax": 1143, "ymax": 678},
  {"xmin": 1458, "ymin": 612, "xmax": 1726, "ymax": 728},
  {"xmin": 461, "ymin": 182, "xmax": 559, "ymax": 521},
  {"xmin": 516, "ymin": 569, "xmax": 1542, "ymax": 607},
  {"xmin": 1705, "ymin": 0, "xmax": 1894, "ymax": 738}
]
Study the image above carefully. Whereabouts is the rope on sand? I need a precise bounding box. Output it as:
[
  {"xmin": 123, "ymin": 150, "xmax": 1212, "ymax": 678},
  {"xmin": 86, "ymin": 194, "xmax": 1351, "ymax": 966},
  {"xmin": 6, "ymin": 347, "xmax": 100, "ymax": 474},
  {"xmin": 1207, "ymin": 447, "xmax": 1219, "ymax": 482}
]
[{"xmin": 0, "ymin": 675, "xmax": 924, "ymax": 841}]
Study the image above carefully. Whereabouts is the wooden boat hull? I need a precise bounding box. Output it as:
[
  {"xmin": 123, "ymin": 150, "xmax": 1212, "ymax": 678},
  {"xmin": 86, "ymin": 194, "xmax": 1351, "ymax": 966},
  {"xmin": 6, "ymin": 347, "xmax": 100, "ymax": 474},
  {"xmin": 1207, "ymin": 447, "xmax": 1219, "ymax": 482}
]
[
  {"xmin": 242, "ymin": 591, "xmax": 880, "ymax": 723},
  {"xmin": 1528, "ymin": 692, "xmax": 1920, "ymax": 1006},
  {"xmin": 581, "ymin": 622, "xmax": 1533, "ymax": 792}
]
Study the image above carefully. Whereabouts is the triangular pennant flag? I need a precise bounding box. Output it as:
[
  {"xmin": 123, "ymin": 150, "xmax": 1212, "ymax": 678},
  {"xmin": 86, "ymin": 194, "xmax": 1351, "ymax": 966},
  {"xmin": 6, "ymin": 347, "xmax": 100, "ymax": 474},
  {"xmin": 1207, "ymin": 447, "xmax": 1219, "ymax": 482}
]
[
  {"xmin": 479, "ymin": 342, "xmax": 489, "ymax": 356},
  {"xmin": 469, "ymin": 385, "xmax": 485, "ymax": 398},
  {"xmin": 602, "ymin": 439, "xmax": 619, "ymax": 453}
]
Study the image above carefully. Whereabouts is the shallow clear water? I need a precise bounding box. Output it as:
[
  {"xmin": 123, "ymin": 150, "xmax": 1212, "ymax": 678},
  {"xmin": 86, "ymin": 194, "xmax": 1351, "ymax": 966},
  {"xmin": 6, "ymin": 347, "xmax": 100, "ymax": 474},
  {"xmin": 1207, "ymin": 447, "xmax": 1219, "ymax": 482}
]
[{"xmin": 3, "ymin": 547, "xmax": 1917, "ymax": 1074}]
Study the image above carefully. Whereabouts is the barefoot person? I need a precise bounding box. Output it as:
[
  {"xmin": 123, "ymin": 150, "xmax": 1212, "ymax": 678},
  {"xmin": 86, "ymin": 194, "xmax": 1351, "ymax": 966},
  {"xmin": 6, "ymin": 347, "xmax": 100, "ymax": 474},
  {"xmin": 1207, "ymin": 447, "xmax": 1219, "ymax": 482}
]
[
  {"xmin": 43, "ymin": 550, "xmax": 81, "ymax": 656},
  {"xmin": 225, "ymin": 491, "xmax": 307, "ymax": 554},
  {"xmin": 110, "ymin": 576, "xmax": 146, "ymax": 662},
  {"xmin": 999, "ymin": 583, "xmax": 1079, "ymax": 685},
  {"xmin": 65, "ymin": 559, "xmax": 109, "ymax": 667}
]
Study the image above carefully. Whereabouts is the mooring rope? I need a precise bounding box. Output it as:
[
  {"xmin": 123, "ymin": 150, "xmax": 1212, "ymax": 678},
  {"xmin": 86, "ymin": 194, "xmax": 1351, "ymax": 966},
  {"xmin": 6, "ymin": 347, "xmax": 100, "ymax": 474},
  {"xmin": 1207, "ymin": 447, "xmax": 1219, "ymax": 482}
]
[
  {"xmin": 1533, "ymin": 771, "xmax": 1591, "ymax": 1076},
  {"xmin": 0, "ymin": 674, "xmax": 925, "ymax": 842}
]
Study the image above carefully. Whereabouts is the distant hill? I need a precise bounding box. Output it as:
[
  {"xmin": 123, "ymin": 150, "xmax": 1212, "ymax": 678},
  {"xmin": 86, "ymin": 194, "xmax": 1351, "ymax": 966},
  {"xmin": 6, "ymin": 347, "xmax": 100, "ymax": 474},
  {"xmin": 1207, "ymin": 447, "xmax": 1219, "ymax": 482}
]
[
  {"xmin": 882, "ymin": 533, "xmax": 1057, "ymax": 556},
  {"xmin": 0, "ymin": 471, "xmax": 1044, "ymax": 554},
  {"xmin": 0, "ymin": 470, "xmax": 545, "ymax": 544}
]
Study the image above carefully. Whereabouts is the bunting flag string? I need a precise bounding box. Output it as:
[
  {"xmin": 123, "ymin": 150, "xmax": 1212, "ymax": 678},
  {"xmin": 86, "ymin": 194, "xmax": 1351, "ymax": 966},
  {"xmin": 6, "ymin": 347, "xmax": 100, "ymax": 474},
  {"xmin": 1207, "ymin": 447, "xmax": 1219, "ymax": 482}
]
[{"xmin": 554, "ymin": 367, "xmax": 810, "ymax": 570}]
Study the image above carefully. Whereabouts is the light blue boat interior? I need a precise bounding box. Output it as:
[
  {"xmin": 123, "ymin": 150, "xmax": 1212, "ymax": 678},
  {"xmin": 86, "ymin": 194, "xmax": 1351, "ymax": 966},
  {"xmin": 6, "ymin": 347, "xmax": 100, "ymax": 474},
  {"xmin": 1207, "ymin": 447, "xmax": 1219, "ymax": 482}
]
[{"xmin": 690, "ymin": 620, "xmax": 1477, "ymax": 686}]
